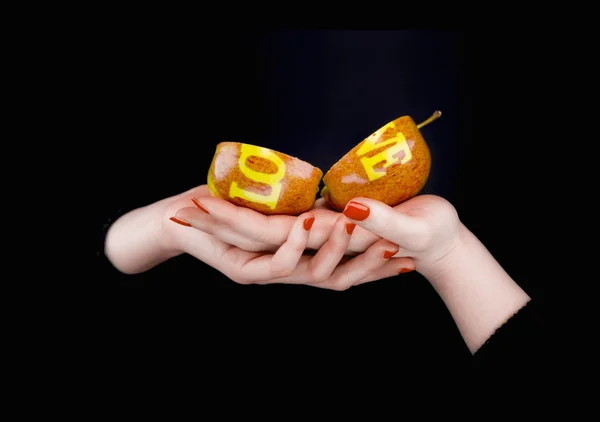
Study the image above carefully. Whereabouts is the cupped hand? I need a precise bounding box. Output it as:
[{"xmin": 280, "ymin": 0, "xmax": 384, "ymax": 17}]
[
  {"xmin": 167, "ymin": 185, "xmax": 459, "ymax": 277},
  {"xmin": 164, "ymin": 190, "xmax": 414, "ymax": 289},
  {"xmin": 339, "ymin": 194, "xmax": 462, "ymax": 277},
  {"xmin": 168, "ymin": 185, "xmax": 381, "ymax": 255}
]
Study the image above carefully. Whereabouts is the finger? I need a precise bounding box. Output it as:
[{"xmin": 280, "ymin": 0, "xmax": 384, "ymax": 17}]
[
  {"xmin": 269, "ymin": 213, "xmax": 315, "ymax": 278},
  {"xmin": 174, "ymin": 198, "xmax": 211, "ymax": 228},
  {"xmin": 310, "ymin": 198, "xmax": 383, "ymax": 253},
  {"xmin": 344, "ymin": 227, "xmax": 381, "ymax": 256},
  {"xmin": 304, "ymin": 214, "xmax": 355, "ymax": 283},
  {"xmin": 341, "ymin": 197, "xmax": 430, "ymax": 251},
  {"xmin": 169, "ymin": 223, "xmax": 236, "ymax": 276},
  {"xmin": 354, "ymin": 257, "xmax": 415, "ymax": 285},
  {"xmin": 179, "ymin": 184, "xmax": 211, "ymax": 199},
  {"xmin": 174, "ymin": 206, "xmax": 269, "ymax": 253},
  {"xmin": 308, "ymin": 238, "xmax": 401, "ymax": 291},
  {"xmin": 163, "ymin": 184, "xmax": 211, "ymax": 215},
  {"xmin": 168, "ymin": 184, "xmax": 211, "ymax": 203},
  {"xmin": 183, "ymin": 196, "xmax": 357, "ymax": 253},
  {"xmin": 175, "ymin": 204, "xmax": 217, "ymax": 235},
  {"xmin": 236, "ymin": 213, "xmax": 315, "ymax": 283},
  {"xmin": 184, "ymin": 196, "xmax": 293, "ymax": 246},
  {"xmin": 177, "ymin": 196, "xmax": 381, "ymax": 256},
  {"xmin": 312, "ymin": 197, "xmax": 333, "ymax": 210}
]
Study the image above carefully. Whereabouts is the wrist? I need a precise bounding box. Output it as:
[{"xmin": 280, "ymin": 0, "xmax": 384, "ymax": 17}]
[
  {"xmin": 105, "ymin": 201, "xmax": 183, "ymax": 274},
  {"xmin": 415, "ymin": 222, "xmax": 468, "ymax": 285}
]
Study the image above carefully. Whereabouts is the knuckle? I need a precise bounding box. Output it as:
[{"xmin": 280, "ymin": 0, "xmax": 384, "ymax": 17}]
[
  {"xmin": 309, "ymin": 268, "xmax": 329, "ymax": 283},
  {"xmin": 333, "ymin": 232, "xmax": 348, "ymax": 249},
  {"xmin": 271, "ymin": 265, "xmax": 294, "ymax": 278},
  {"xmin": 287, "ymin": 238, "xmax": 307, "ymax": 255},
  {"xmin": 379, "ymin": 213, "xmax": 396, "ymax": 236},
  {"xmin": 219, "ymin": 211, "xmax": 237, "ymax": 227},
  {"xmin": 252, "ymin": 215, "xmax": 273, "ymax": 244},
  {"xmin": 331, "ymin": 282, "xmax": 351, "ymax": 292},
  {"xmin": 313, "ymin": 273, "xmax": 329, "ymax": 284},
  {"xmin": 231, "ymin": 274, "xmax": 252, "ymax": 285},
  {"xmin": 238, "ymin": 239, "xmax": 263, "ymax": 252},
  {"xmin": 227, "ymin": 268, "xmax": 256, "ymax": 286},
  {"xmin": 255, "ymin": 230, "xmax": 270, "ymax": 244},
  {"xmin": 406, "ymin": 223, "xmax": 433, "ymax": 251}
]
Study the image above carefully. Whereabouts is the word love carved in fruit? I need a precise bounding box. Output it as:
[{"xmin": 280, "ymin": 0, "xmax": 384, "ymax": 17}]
[
  {"xmin": 207, "ymin": 142, "xmax": 322, "ymax": 216},
  {"xmin": 357, "ymin": 121, "xmax": 412, "ymax": 181}
]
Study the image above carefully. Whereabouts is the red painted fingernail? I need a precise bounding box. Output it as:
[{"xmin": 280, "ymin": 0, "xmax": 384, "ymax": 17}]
[
  {"xmin": 383, "ymin": 250, "xmax": 397, "ymax": 259},
  {"xmin": 345, "ymin": 223, "xmax": 356, "ymax": 235},
  {"xmin": 304, "ymin": 217, "xmax": 315, "ymax": 231},
  {"xmin": 343, "ymin": 202, "xmax": 370, "ymax": 221},
  {"xmin": 191, "ymin": 198, "xmax": 209, "ymax": 214},
  {"xmin": 399, "ymin": 268, "xmax": 414, "ymax": 273},
  {"xmin": 169, "ymin": 217, "xmax": 192, "ymax": 227}
]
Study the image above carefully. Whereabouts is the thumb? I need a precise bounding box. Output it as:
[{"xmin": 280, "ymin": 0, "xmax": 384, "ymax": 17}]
[{"xmin": 341, "ymin": 198, "xmax": 430, "ymax": 251}]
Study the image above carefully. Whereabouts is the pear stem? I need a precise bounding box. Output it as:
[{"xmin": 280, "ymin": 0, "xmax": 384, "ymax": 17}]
[{"xmin": 417, "ymin": 110, "xmax": 442, "ymax": 129}]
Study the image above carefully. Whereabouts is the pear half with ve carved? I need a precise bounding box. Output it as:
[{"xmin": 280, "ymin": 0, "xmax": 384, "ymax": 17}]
[
  {"xmin": 321, "ymin": 111, "xmax": 441, "ymax": 212},
  {"xmin": 207, "ymin": 142, "xmax": 323, "ymax": 216}
]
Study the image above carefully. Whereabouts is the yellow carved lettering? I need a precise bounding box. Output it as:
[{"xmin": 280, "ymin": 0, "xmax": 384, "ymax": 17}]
[
  {"xmin": 357, "ymin": 121, "xmax": 412, "ymax": 181},
  {"xmin": 229, "ymin": 144, "xmax": 286, "ymax": 209}
]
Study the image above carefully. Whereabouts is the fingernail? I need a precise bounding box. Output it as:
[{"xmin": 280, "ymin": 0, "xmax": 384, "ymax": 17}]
[
  {"xmin": 191, "ymin": 198, "xmax": 209, "ymax": 214},
  {"xmin": 343, "ymin": 201, "xmax": 370, "ymax": 221},
  {"xmin": 383, "ymin": 250, "xmax": 397, "ymax": 259},
  {"xmin": 169, "ymin": 217, "xmax": 192, "ymax": 227},
  {"xmin": 345, "ymin": 223, "xmax": 356, "ymax": 235},
  {"xmin": 399, "ymin": 268, "xmax": 414, "ymax": 273},
  {"xmin": 303, "ymin": 217, "xmax": 315, "ymax": 231}
]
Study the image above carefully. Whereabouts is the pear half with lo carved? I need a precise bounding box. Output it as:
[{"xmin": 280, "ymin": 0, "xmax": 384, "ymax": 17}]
[{"xmin": 207, "ymin": 142, "xmax": 323, "ymax": 216}]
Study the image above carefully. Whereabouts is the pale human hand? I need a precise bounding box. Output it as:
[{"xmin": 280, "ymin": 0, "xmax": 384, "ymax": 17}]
[
  {"xmin": 104, "ymin": 184, "xmax": 414, "ymax": 289},
  {"xmin": 164, "ymin": 187, "xmax": 414, "ymax": 289},
  {"xmin": 171, "ymin": 185, "xmax": 382, "ymax": 255},
  {"xmin": 338, "ymin": 194, "xmax": 461, "ymax": 279},
  {"xmin": 168, "ymin": 185, "xmax": 459, "ymax": 278},
  {"xmin": 164, "ymin": 187, "xmax": 532, "ymax": 354},
  {"xmin": 334, "ymin": 194, "xmax": 533, "ymax": 354}
]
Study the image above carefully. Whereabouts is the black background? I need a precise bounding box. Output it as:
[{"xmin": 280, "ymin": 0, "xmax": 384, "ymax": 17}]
[{"xmin": 101, "ymin": 30, "xmax": 541, "ymax": 367}]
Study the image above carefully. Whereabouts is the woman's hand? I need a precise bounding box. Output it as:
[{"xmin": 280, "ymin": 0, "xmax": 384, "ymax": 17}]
[
  {"xmin": 106, "ymin": 184, "xmax": 413, "ymax": 289},
  {"xmin": 337, "ymin": 194, "xmax": 531, "ymax": 354},
  {"xmin": 170, "ymin": 186, "xmax": 460, "ymax": 277},
  {"xmin": 164, "ymin": 185, "xmax": 461, "ymax": 278},
  {"xmin": 338, "ymin": 194, "xmax": 462, "ymax": 279},
  {"xmin": 170, "ymin": 187, "xmax": 381, "ymax": 255},
  {"xmin": 169, "ymin": 209, "xmax": 413, "ymax": 290}
]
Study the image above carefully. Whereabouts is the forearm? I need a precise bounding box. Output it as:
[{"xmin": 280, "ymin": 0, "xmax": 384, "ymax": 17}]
[
  {"xmin": 419, "ymin": 223, "xmax": 531, "ymax": 354},
  {"xmin": 104, "ymin": 199, "xmax": 182, "ymax": 274}
]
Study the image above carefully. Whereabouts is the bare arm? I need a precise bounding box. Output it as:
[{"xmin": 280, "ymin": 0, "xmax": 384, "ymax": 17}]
[
  {"xmin": 341, "ymin": 195, "xmax": 531, "ymax": 354},
  {"xmin": 420, "ymin": 223, "xmax": 530, "ymax": 354}
]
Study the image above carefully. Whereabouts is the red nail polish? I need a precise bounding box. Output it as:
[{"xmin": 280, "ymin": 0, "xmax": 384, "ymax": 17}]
[
  {"xmin": 383, "ymin": 250, "xmax": 397, "ymax": 259},
  {"xmin": 169, "ymin": 217, "xmax": 192, "ymax": 227},
  {"xmin": 345, "ymin": 223, "xmax": 356, "ymax": 235},
  {"xmin": 191, "ymin": 198, "xmax": 209, "ymax": 214},
  {"xmin": 343, "ymin": 202, "xmax": 370, "ymax": 221},
  {"xmin": 304, "ymin": 217, "xmax": 315, "ymax": 231},
  {"xmin": 399, "ymin": 268, "xmax": 414, "ymax": 273}
]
